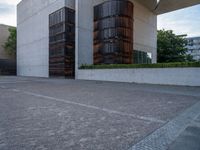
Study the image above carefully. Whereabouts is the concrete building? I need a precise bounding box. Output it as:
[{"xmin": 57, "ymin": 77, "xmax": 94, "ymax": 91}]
[
  {"xmin": 17, "ymin": 0, "xmax": 200, "ymax": 78},
  {"xmin": 186, "ymin": 37, "xmax": 200, "ymax": 61}
]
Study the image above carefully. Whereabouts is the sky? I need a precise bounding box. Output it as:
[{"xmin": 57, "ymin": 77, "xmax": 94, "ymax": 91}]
[
  {"xmin": 0, "ymin": 0, "xmax": 21, "ymax": 26},
  {"xmin": 158, "ymin": 4, "xmax": 200, "ymax": 37},
  {"xmin": 0, "ymin": 0, "xmax": 200, "ymax": 37}
]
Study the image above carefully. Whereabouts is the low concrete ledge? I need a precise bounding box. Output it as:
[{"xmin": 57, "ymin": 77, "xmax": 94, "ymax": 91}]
[{"xmin": 77, "ymin": 68, "xmax": 200, "ymax": 86}]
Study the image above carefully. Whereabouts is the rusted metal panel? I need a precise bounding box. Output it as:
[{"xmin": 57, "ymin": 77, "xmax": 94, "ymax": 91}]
[
  {"xmin": 49, "ymin": 7, "xmax": 75, "ymax": 78},
  {"xmin": 94, "ymin": 0, "xmax": 134, "ymax": 64}
]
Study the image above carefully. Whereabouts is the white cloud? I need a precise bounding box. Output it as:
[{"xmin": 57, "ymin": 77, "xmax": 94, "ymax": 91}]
[
  {"xmin": 158, "ymin": 5, "xmax": 200, "ymax": 37},
  {"xmin": 0, "ymin": 0, "xmax": 21, "ymax": 26},
  {"xmin": 0, "ymin": 13, "xmax": 16, "ymax": 26},
  {"xmin": 0, "ymin": 0, "xmax": 21, "ymax": 5}
]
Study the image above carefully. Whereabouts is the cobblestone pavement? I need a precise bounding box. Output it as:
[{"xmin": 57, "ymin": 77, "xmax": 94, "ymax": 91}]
[{"xmin": 0, "ymin": 76, "xmax": 199, "ymax": 150}]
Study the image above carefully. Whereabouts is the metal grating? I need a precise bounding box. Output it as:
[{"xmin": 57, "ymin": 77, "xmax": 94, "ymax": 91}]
[{"xmin": 129, "ymin": 101, "xmax": 200, "ymax": 150}]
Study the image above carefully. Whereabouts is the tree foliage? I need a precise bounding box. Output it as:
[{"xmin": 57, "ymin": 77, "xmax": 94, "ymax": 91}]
[
  {"xmin": 3, "ymin": 27, "xmax": 16, "ymax": 58},
  {"xmin": 157, "ymin": 29, "xmax": 191, "ymax": 63}
]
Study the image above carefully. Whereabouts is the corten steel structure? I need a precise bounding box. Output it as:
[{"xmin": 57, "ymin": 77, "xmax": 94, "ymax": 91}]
[
  {"xmin": 49, "ymin": 7, "xmax": 75, "ymax": 77},
  {"xmin": 17, "ymin": 0, "xmax": 200, "ymax": 78},
  {"xmin": 94, "ymin": 0, "xmax": 134, "ymax": 64}
]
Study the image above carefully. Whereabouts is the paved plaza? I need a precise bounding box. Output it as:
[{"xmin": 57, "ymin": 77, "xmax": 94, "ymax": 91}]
[{"xmin": 0, "ymin": 76, "xmax": 200, "ymax": 150}]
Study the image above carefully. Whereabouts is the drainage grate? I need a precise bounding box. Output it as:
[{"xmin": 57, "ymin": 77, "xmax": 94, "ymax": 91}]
[{"xmin": 129, "ymin": 101, "xmax": 200, "ymax": 150}]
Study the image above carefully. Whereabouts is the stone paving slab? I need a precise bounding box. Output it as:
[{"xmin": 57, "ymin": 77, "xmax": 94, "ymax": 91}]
[
  {"xmin": 1, "ymin": 78, "xmax": 199, "ymax": 122},
  {"xmin": 0, "ymin": 76, "xmax": 200, "ymax": 150},
  {"xmin": 0, "ymin": 88, "xmax": 161, "ymax": 150}
]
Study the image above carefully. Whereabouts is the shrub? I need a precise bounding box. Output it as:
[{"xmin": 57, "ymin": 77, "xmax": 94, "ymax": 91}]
[{"xmin": 80, "ymin": 62, "xmax": 200, "ymax": 69}]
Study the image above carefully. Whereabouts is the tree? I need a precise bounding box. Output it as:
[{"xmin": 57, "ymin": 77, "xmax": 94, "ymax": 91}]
[
  {"xmin": 157, "ymin": 29, "xmax": 189, "ymax": 63},
  {"xmin": 186, "ymin": 54, "xmax": 195, "ymax": 62},
  {"xmin": 3, "ymin": 27, "xmax": 16, "ymax": 58}
]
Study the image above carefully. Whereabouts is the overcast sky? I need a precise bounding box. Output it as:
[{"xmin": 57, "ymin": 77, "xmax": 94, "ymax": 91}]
[
  {"xmin": 0, "ymin": 0, "xmax": 21, "ymax": 26},
  {"xmin": 158, "ymin": 4, "xmax": 200, "ymax": 37},
  {"xmin": 0, "ymin": 0, "xmax": 199, "ymax": 37}
]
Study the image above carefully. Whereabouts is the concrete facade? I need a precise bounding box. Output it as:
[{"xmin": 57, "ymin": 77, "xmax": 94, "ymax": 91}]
[
  {"xmin": 17, "ymin": 0, "xmax": 74, "ymax": 77},
  {"xmin": 77, "ymin": 68, "xmax": 200, "ymax": 86},
  {"xmin": 132, "ymin": 0, "xmax": 157, "ymax": 63},
  {"xmin": 76, "ymin": 0, "xmax": 157, "ymax": 69},
  {"xmin": 17, "ymin": 0, "xmax": 157, "ymax": 78},
  {"xmin": 17, "ymin": 0, "xmax": 200, "ymax": 79}
]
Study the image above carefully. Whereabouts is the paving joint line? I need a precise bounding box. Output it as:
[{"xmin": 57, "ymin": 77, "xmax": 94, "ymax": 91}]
[
  {"xmin": 0, "ymin": 86, "xmax": 165, "ymax": 124},
  {"xmin": 21, "ymin": 90, "xmax": 165, "ymax": 124},
  {"xmin": 0, "ymin": 81, "xmax": 30, "ymax": 84}
]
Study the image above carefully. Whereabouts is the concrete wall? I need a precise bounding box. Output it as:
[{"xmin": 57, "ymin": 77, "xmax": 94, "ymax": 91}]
[
  {"xmin": 17, "ymin": 0, "xmax": 75, "ymax": 77},
  {"xmin": 77, "ymin": 68, "xmax": 200, "ymax": 86},
  {"xmin": 0, "ymin": 24, "xmax": 13, "ymax": 60},
  {"xmin": 133, "ymin": 0, "xmax": 157, "ymax": 63},
  {"xmin": 75, "ymin": 0, "xmax": 157, "ymax": 78},
  {"xmin": 75, "ymin": 0, "xmax": 94, "ymax": 79}
]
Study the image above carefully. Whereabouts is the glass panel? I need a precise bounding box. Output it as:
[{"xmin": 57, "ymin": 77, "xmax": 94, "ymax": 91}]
[{"xmin": 133, "ymin": 50, "xmax": 152, "ymax": 64}]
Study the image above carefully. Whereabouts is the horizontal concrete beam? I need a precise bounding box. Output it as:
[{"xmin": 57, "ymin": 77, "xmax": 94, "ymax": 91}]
[
  {"xmin": 136, "ymin": 0, "xmax": 200, "ymax": 14},
  {"xmin": 155, "ymin": 0, "xmax": 200, "ymax": 14},
  {"xmin": 135, "ymin": 0, "xmax": 157, "ymax": 11}
]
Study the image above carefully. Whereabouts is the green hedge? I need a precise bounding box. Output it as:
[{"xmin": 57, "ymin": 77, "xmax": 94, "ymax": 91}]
[{"xmin": 80, "ymin": 62, "xmax": 200, "ymax": 69}]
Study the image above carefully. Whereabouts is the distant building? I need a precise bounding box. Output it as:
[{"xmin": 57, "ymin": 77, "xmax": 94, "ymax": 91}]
[
  {"xmin": 0, "ymin": 24, "xmax": 16, "ymax": 75},
  {"xmin": 186, "ymin": 37, "xmax": 200, "ymax": 61},
  {"xmin": 0, "ymin": 24, "xmax": 12, "ymax": 60}
]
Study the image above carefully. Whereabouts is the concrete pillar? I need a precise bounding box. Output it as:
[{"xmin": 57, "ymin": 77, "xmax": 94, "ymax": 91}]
[{"xmin": 75, "ymin": 0, "xmax": 93, "ymax": 78}]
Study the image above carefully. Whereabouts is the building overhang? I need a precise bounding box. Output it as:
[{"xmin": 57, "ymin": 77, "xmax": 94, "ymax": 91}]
[
  {"xmin": 135, "ymin": 0, "xmax": 157, "ymax": 11},
  {"xmin": 136, "ymin": 0, "xmax": 200, "ymax": 15}
]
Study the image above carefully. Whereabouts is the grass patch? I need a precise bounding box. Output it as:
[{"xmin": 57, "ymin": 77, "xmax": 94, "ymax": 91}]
[{"xmin": 80, "ymin": 62, "xmax": 200, "ymax": 69}]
